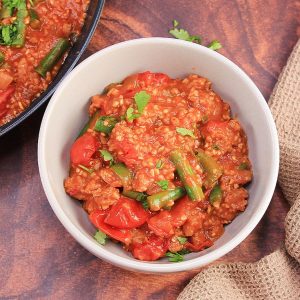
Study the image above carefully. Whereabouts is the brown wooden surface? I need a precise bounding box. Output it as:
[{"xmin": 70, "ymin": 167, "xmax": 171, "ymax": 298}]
[{"xmin": 0, "ymin": 0, "xmax": 299, "ymax": 299}]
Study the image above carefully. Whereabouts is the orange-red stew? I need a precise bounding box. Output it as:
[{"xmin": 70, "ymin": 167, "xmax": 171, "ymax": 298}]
[
  {"xmin": 0, "ymin": 0, "xmax": 90, "ymax": 125},
  {"xmin": 64, "ymin": 71, "xmax": 253, "ymax": 261}
]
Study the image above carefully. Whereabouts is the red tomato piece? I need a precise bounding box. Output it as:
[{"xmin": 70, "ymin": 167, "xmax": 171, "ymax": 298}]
[
  {"xmin": 170, "ymin": 196, "xmax": 198, "ymax": 227},
  {"xmin": 147, "ymin": 210, "xmax": 174, "ymax": 238},
  {"xmin": 132, "ymin": 235, "xmax": 168, "ymax": 261},
  {"xmin": 116, "ymin": 140, "xmax": 138, "ymax": 168},
  {"xmin": 104, "ymin": 197, "xmax": 149, "ymax": 229},
  {"xmin": 70, "ymin": 133, "xmax": 98, "ymax": 166},
  {"xmin": 0, "ymin": 85, "xmax": 15, "ymax": 117},
  {"xmin": 89, "ymin": 210, "xmax": 132, "ymax": 244}
]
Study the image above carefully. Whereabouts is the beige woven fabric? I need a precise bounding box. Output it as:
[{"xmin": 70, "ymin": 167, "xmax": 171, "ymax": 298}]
[{"xmin": 178, "ymin": 40, "xmax": 300, "ymax": 300}]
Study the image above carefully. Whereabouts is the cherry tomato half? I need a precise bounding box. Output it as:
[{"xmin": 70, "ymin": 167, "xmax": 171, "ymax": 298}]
[
  {"xmin": 132, "ymin": 235, "xmax": 168, "ymax": 261},
  {"xmin": 0, "ymin": 85, "xmax": 15, "ymax": 118},
  {"xmin": 70, "ymin": 133, "xmax": 98, "ymax": 166},
  {"xmin": 105, "ymin": 197, "xmax": 149, "ymax": 229},
  {"xmin": 89, "ymin": 210, "xmax": 132, "ymax": 244}
]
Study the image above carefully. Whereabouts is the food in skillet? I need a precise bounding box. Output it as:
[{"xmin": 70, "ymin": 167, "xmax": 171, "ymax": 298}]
[
  {"xmin": 64, "ymin": 71, "xmax": 253, "ymax": 262},
  {"xmin": 0, "ymin": 0, "xmax": 90, "ymax": 125}
]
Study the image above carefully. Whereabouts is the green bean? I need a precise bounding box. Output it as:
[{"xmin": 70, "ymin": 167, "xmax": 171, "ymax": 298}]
[
  {"xmin": 122, "ymin": 190, "xmax": 147, "ymax": 201},
  {"xmin": 196, "ymin": 149, "xmax": 222, "ymax": 189},
  {"xmin": 77, "ymin": 111, "xmax": 100, "ymax": 138},
  {"xmin": 94, "ymin": 116, "xmax": 118, "ymax": 134},
  {"xmin": 147, "ymin": 187, "xmax": 186, "ymax": 211},
  {"xmin": 209, "ymin": 184, "xmax": 222, "ymax": 208},
  {"xmin": 111, "ymin": 163, "xmax": 132, "ymax": 188},
  {"xmin": 170, "ymin": 149, "xmax": 204, "ymax": 201},
  {"xmin": 35, "ymin": 38, "xmax": 70, "ymax": 78}
]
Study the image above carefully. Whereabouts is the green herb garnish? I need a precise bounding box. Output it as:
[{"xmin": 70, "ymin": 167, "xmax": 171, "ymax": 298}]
[
  {"xmin": 94, "ymin": 230, "xmax": 107, "ymax": 245},
  {"xmin": 238, "ymin": 162, "xmax": 249, "ymax": 170},
  {"xmin": 157, "ymin": 180, "xmax": 169, "ymax": 190},
  {"xmin": 134, "ymin": 91, "xmax": 151, "ymax": 114},
  {"xmin": 126, "ymin": 107, "xmax": 140, "ymax": 122},
  {"xmin": 169, "ymin": 27, "xmax": 201, "ymax": 43},
  {"xmin": 208, "ymin": 40, "xmax": 222, "ymax": 51},
  {"xmin": 176, "ymin": 127, "xmax": 196, "ymax": 138},
  {"xmin": 177, "ymin": 236, "xmax": 187, "ymax": 244},
  {"xmin": 166, "ymin": 251, "xmax": 184, "ymax": 262},
  {"xmin": 156, "ymin": 159, "xmax": 164, "ymax": 169}
]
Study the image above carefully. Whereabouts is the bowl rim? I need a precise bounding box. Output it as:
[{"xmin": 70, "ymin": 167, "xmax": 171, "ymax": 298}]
[{"xmin": 38, "ymin": 37, "xmax": 279, "ymax": 273}]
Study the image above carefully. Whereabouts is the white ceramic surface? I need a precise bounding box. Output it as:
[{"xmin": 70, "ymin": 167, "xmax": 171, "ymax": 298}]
[{"xmin": 38, "ymin": 38, "xmax": 279, "ymax": 273}]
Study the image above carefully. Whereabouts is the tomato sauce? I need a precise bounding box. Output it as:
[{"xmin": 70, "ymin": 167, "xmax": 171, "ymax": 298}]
[
  {"xmin": 0, "ymin": 0, "xmax": 90, "ymax": 125},
  {"xmin": 64, "ymin": 71, "xmax": 253, "ymax": 261}
]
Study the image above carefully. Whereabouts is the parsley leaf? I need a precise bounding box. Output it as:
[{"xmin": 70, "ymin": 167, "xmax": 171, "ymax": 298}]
[
  {"xmin": 178, "ymin": 249, "xmax": 191, "ymax": 255},
  {"xmin": 176, "ymin": 127, "xmax": 196, "ymax": 138},
  {"xmin": 94, "ymin": 230, "xmax": 107, "ymax": 245},
  {"xmin": 173, "ymin": 19, "xmax": 179, "ymax": 27},
  {"xmin": 126, "ymin": 107, "xmax": 140, "ymax": 122},
  {"xmin": 157, "ymin": 180, "xmax": 169, "ymax": 190},
  {"xmin": 100, "ymin": 150, "xmax": 114, "ymax": 162},
  {"xmin": 177, "ymin": 236, "xmax": 187, "ymax": 244},
  {"xmin": 156, "ymin": 159, "xmax": 164, "ymax": 169},
  {"xmin": 134, "ymin": 91, "xmax": 151, "ymax": 114},
  {"xmin": 166, "ymin": 251, "xmax": 184, "ymax": 262},
  {"xmin": 78, "ymin": 164, "xmax": 94, "ymax": 174},
  {"xmin": 208, "ymin": 40, "xmax": 222, "ymax": 51},
  {"xmin": 169, "ymin": 28, "xmax": 201, "ymax": 43}
]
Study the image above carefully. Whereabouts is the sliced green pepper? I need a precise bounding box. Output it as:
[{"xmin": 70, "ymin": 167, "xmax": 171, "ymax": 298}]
[{"xmin": 196, "ymin": 149, "xmax": 222, "ymax": 189}]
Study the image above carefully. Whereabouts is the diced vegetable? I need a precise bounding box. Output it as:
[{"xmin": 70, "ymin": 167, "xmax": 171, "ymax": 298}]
[
  {"xmin": 170, "ymin": 149, "xmax": 204, "ymax": 201},
  {"xmin": 35, "ymin": 38, "xmax": 70, "ymax": 78},
  {"xmin": 70, "ymin": 133, "xmax": 98, "ymax": 166},
  {"xmin": 94, "ymin": 230, "xmax": 107, "ymax": 245},
  {"xmin": 89, "ymin": 210, "xmax": 132, "ymax": 244},
  {"xmin": 196, "ymin": 149, "xmax": 222, "ymax": 189},
  {"xmin": 165, "ymin": 251, "xmax": 184, "ymax": 262},
  {"xmin": 147, "ymin": 187, "xmax": 186, "ymax": 211},
  {"xmin": 209, "ymin": 184, "xmax": 223, "ymax": 208},
  {"xmin": 94, "ymin": 116, "xmax": 118, "ymax": 134},
  {"xmin": 0, "ymin": 71, "xmax": 14, "ymax": 90},
  {"xmin": 122, "ymin": 190, "xmax": 148, "ymax": 209},
  {"xmin": 100, "ymin": 150, "xmax": 114, "ymax": 163},
  {"xmin": 104, "ymin": 197, "xmax": 149, "ymax": 229},
  {"xmin": 111, "ymin": 163, "xmax": 132, "ymax": 187},
  {"xmin": 29, "ymin": 9, "xmax": 41, "ymax": 30}
]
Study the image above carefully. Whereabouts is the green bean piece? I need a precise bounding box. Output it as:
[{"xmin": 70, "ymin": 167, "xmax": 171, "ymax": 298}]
[
  {"xmin": 77, "ymin": 111, "xmax": 100, "ymax": 138},
  {"xmin": 111, "ymin": 163, "xmax": 132, "ymax": 188},
  {"xmin": 209, "ymin": 184, "xmax": 222, "ymax": 208},
  {"xmin": 0, "ymin": 51, "xmax": 5, "ymax": 66},
  {"xmin": 170, "ymin": 150, "xmax": 204, "ymax": 201},
  {"xmin": 196, "ymin": 149, "xmax": 222, "ymax": 189},
  {"xmin": 147, "ymin": 187, "xmax": 186, "ymax": 211},
  {"xmin": 29, "ymin": 9, "xmax": 41, "ymax": 29},
  {"xmin": 35, "ymin": 38, "xmax": 70, "ymax": 78},
  {"xmin": 94, "ymin": 116, "xmax": 119, "ymax": 134},
  {"xmin": 122, "ymin": 190, "xmax": 147, "ymax": 201}
]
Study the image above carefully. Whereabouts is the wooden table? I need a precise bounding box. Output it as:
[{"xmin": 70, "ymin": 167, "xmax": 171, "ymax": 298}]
[{"xmin": 0, "ymin": 0, "xmax": 299, "ymax": 299}]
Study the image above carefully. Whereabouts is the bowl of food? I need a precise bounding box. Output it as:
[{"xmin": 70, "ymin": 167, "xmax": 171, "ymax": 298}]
[
  {"xmin": 38, "ymin": 37, "xmax": 279, "ymax": 273},
  {"xmin": 0, "ymin": 0, "xmax": 104, "ymax": 137}
]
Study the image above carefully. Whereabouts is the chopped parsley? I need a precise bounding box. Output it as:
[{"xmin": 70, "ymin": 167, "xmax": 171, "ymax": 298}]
[
  {"xmin": 166, "ymin": 251, "xmax": 184, "ymax": 262},
  {"xmin": 125, "ymin": 107, "xmax": 140, "ymax": 122},
  {"xmin": 156, "ymin": 159, "xmax": 164, "ymax": 169},
  {"xmin": 208, "ymin": 40, "xmax": 222, "ymax": 51},
  {"xmin": 134, "ymin": 91, "xmax": 151, "ymax": 114},
  {"xmin": 78, "ymin": 164, "xmax": 94, "ymax": 174},
  {"xmin": 176, "ymin": 127, "xmax": 196, "ymax": 138},
  {"xmin": 177, "ymin": 236, "xmax": 187, "ymax": 244},
  {"xmin": 100, "ymin": 150, "xmax": 114, "ymax": 162},
  {"xmin": 157, "ymin": 180, "xmax": 169, "ymax": 190},
  {"xmin": 94, "ymin": 230, "xmax": 108, "ymax": 245},
  {"xmin": 169, "ymin": 20, "xmax": 222, "ymax": 51}
]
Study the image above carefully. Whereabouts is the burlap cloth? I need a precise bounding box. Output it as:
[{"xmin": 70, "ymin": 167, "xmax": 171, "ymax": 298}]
[{"xmin": 178, "ymin": 40, "xmax": 300, "ymax": 300}]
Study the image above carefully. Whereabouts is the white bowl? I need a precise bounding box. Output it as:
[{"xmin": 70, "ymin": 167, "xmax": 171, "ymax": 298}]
[{"xmin": 38, "ymin": 38, "xmax": 279, "ymax": 273}]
